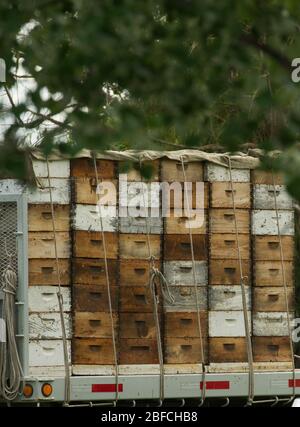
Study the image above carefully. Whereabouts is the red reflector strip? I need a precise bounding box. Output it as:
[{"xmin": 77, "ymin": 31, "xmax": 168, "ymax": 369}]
[
  {"xmin": 200, "ymin": 381, "xmax": 230, "ymax": 390},
  {"xmin": 289, "ymin": 380, "xmax": 300, "ymax": 388},
  {"xmin": 92, "ymin": 384, "xmax": 123, "ymax": 393}
]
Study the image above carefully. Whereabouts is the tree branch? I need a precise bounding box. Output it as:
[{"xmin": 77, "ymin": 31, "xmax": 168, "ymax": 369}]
[
  {"xmin": 27, "ymin": 109, "xmax": 72, "ymax": 129},
  {"xmin": 4, "ymin": 84, "xmax": 24, "ymax": 126},
  {"xmin": 240, "ymin": 33, "xmax": 292, "ymax": 72}
]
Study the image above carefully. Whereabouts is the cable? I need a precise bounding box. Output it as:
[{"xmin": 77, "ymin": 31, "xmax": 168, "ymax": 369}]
[
  {"xmin": 271, "ymin": 170, "xmax": 296, "ymax": 398},
  {"xmin": 227, "ymin": 156, "xmax": 254, "ymax": 405},
  {"xmin": 46, "ymin": 157, "xmax": 71, "ymax": 405},
  {"xmin": 92, "ymin": 154, "xmax": 119, "ymax": 402},
  {"xmin": 180, "ymin": 155, "xmax": 207, "ymax": 404},
  {"xmin": 0, "ymin": 261, "xmax": 23, "ymax": 400}
]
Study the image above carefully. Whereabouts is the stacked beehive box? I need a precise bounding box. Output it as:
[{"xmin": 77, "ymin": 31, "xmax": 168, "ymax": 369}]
[
  {"xmin": 119, "ymin": 161, "xmax": 161, "ymax": 364},
  {"xmin": 252, "ymin": 171, "xmax": 295, "ymax": 363},
  {"xmin": 206, "ymin": 164, "xmax": 252, "ymax": 365},
  {"xmin": 162, "ymin": 160, "xmax": 208, "ymax": 364},
  {"xmin": 72, "ymin": 158, "xmax": 119, "ymax": 365},
  {"xmin": 28, "ymin": 160, "xmax": 71, "ymax": 376},
  {"xmin": 25, "ymin": 154, "xmax": 295, "ymax": 372}
]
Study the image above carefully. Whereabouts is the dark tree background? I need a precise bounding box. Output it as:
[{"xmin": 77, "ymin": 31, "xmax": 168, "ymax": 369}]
[{"xmin": 0, "ymin": 0, "xmax": 300, "ymax": 198}]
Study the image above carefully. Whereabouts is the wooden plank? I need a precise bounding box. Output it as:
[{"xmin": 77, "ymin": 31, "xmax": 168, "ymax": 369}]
[
  {"xmin": 29, "ymin": 366, "xmax": 72, "ymax": 377},
  {"xmin": 161, "ymin": 159, "xmax": 203, "ymax": 182},
  {"xmin": 165, "ymin": 209, "xmax": 207, "ymax": 234},
  {"xmin": 29, "ymin": 340, "xmax": 71, "ymax": 367},
  {"xmin": 0, "ymin": 179, "xmax": 24, "ymax": 194},
  {"xmin": 253, "ymin": 185, "xmax": 293, "ymax": 210},
  {"xmin": 120, "ymin": 260, "xmax": 152, "ymax": 286},
  {"xmin": 120, "ymin": 215, "xmax": 162, "ymax": 234},
  {"xmin": 162, "ymin": 182, "xmax": 209, "ymax": 209},
  {"xmin": 253, "ymin": 312, "xmax": 294, "ymax": 336},
  {"xmin": 205, "ymin": 164, "xmax": 250, "ymax": 182},
  {"xmin": 72, "ymin": 364, "xmax": 204, "ymax": 375},
  {"xmin": 119, "ymin": 339, "xmax": 159, "ymax": 364},
  {"xmin": 164, "ymin": 286, "xmax": 207, "ymax": 311},
  {"xmin": 119, "ymin": 160, "xmax": 160, "ymax": 181},
  {"xmin": 210, "ymin": 234, "xmax": 250, "ymax": 260},
  {"xmin": 74, "ymin": 204, "xmax": 118, "ymax": 232},
  {"xmin": 252, "ymin": 210, "xmax": 294, "ymax": 236},
  {"xmin": 164, "ymin": 337, "xmax": 208, "ymax": 364},
  {"xmin": 164, "ymin": 312, "xmax": 208, "ymax": 338},
  {"xmin": 164, "ymin": 235, "xmax": 207, "ymax": 261},
  {"xmin": 28, "ymin": 286, "xmax": 71, "ymax": 312},
  {"xmin": 73, "ymin": 258, "xmax": 118, "ymax": 286},
  {"xmin": 254, "ymin": 260, "xmax": 294, "ymax": 286},
  {"xmin": 209, "ymin": 259, "xmax": 251, "ymax": 285},
  {"xmin": 251, "ymin": 170, "xmax": 284, "ymax": 185},
  {"xmin": 71, "ymin": 158, "xmax": 115, "ymax": 178},
  {"xmin": 28, "ymin": 204, "xmax": 70, "ymax": 232},
  {"xmin": 74, "ymin": 312, "xmax": 118, "ymax": 338},
  {"xmin": 209, "ymin": 286, "xmax": 251, "ymax": 311},
  {"xmin": 254, "ymin": 236, "xmax": 294, "ymax": 261},
  {"xmin": 28, "ymin": 232, "xmax": 70, "ymax": 259},
  {"xmin": 253, "ymin": 337, "xmax": 292, "ymax": 362},
  {"xmin": 119, "ymin": 286, "xmax": 161, "ymax": 313},
  {"xmin": 32, "ymin": 160, "xmax": 70, "ymax": 178},
  {"xmin": 27, "ymin": 178, "xmax": 70, "ymax": 204},
  {"xmin": 74, "ymin": 231, "xmax": 118, "ymax": 259},
  {"xmin": 211, "ymin": 183, "xmax": 251, "ymax": 209},
  {"xmin": 209, "ymin": 338, "xmax": 247, "ymax": 363},
  {"xmin": 73, "ymin": 284, "xmax": 118, "ymax": 312},
  {"xmin": 208, "ymin": 362, "xmax": 293, "ymax": 373},
  {"xmin": 29, "ymin": 313, "xmax": 72, "ymax": 339},
  {"xmin": 119, "ymin": 234, "xmax": 160, "ymax": 259},
  {"xmin": 73, "ymin": 338, "xmax": 115, "ymax": 364},
  {"xmin": 210, "ymin": 209, "xmax": 250, "ymax": 234},
  {"xmin": 119, "ymin": 182, "xmax": 160, "ymax": 208},
  {"xmin": 163, "ymin": 261, "xmax": 207, "ymax": 286},
  {"xmin": 253, "ymin": 287, "xmax": 294, "ymax": 312},
  {"xmin": 209, "ymin": 311, "xmax": 251, "ymax": 337},
  {"xmin": 74, "ymin": 177, "xmax": 118, "ymax": 205},
  {"xmin": 119, "ymin": 313, "xmax": 159, "ymax": 339},
  {"xmin": 29, "ymin": 259, "xmax": 70, "ymax": 285}
]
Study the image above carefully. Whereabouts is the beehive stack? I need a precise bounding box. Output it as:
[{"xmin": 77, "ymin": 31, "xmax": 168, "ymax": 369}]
[
  {"xmin": 119, "ymin": 161, "xmax": 161, "ymax": 364},
  {"xmin": 206, "ymin": 164, "xmax": 252, "ymax": 364},
  {"xmin": 28, "ymin": 160, "xmax": 71, "ymax": 376},
  {"xmin": 26, "ymin": 153, "xmax": 296, "ymax": 372},
  {"xmin": 72, "ymin": 158, "xmax": 119, "ymax": 365},
  {"xmin": 252, "ymin": 171, "xmax": 295, "ymax": 363},
  {"xmin": 162, "ymin": 160, "xmax": 208, "ymax": 364}
]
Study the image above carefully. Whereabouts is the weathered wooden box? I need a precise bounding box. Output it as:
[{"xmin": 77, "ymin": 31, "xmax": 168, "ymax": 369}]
[{"xmin": 209, "ymin": 286, "xmax": 251, "ymax": 311}]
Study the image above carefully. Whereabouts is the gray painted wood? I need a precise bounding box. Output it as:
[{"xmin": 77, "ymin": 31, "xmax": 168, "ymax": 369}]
[
  {"xmin": 29, "ymin": 340, "xmax": 71, "ymax": 367},
  {"xmin": 205, "ymin": 164, "xmax": 250, "ymax": 182},
  {"xmin": 28, "ymin": 286, "xmax": 71, "ymax": 312},
  {"xmin": 0, "ymin": 179, "xmax": 25, "ymax": 194},
  {"xmin": 253, "ymin": 312, "xmax": 294, "ymax": 336},
  {"xmin": 120, "ymin": 215, "xmax": 162, "ymax": 234},
  {"xmin": 163, "ymin": 261, "xmax": 208, "ymax": 286},
  {"xmin": 27, "ymin": 178, "xmax": 70, "ymax": 204},
  {"xmin": 253, "ymin": 185, "xmax": 293, "ymax": 210},
  {"xmin": 209, "ymin": 286, "xmax": 251, "ymax": 311},
  {"xmin": 74, "ymin": 203, "xmax": 118, "ymax": 232},
  {"xmin": 29, "ymin": 313, "xmax": 72, "ymax": 339},
  {"xmin": 32, "ymin": 160, "xmax": 70, "ymax": 178},
  {"xmin": 209, "ymin": 311, "xmax": 252, "ymax": 337},
  {"xmin": 252, "ymin": 210, "xmax": 294, "ymax": 235}
]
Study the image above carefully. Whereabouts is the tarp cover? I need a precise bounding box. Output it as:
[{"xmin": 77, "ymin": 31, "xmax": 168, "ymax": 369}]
[{"xmin": 30, "ymin": 148, "xmax": 280, "ymax": 169}]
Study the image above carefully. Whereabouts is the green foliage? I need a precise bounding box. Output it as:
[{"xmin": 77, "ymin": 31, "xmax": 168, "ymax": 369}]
[{"xmin": 0, "ymin": 1, "xmax": 300, "ymax": 187}]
